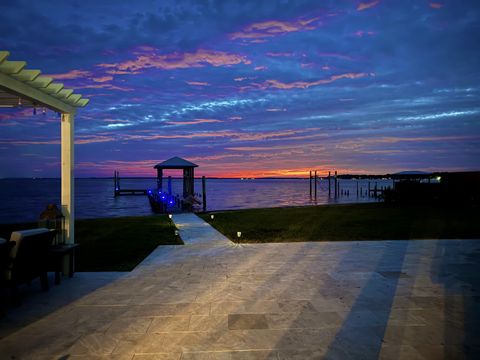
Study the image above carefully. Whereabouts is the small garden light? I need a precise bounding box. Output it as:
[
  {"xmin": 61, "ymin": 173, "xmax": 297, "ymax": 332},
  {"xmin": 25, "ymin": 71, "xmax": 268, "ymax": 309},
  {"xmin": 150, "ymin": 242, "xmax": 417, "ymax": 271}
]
[
  {"xmin": 237, "ymin": 231, "xmax": 242, "ymax": 238},
  {"xmin": 210, "ymin": 214, "xmax": 214, "ymax": 220},
  {"xmin": 174, "ymin": 230, "xmax": 179, "ymax": 236},
  {"xmin": 168, "ymin": 214, "xmax": 172, "ymax": 221}
]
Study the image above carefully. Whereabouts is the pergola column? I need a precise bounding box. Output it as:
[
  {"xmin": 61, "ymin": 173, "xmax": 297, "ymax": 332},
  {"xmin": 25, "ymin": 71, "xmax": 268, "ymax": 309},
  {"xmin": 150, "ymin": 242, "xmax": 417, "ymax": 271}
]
[
  {"xmin": 0, "ymin": 51, "xmax": 89, "ymax": 246},
  {"xmin": 61, "ymin": 113, "xmax": 74, "ymax": 244}
]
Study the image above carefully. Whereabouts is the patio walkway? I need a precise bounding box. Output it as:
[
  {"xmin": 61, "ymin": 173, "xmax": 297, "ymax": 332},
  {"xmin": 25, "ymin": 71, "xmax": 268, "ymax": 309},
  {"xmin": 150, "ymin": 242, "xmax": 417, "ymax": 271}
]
[{"xmin": 0, "ymin": 213, "xmax": 479, "ymax": 359}]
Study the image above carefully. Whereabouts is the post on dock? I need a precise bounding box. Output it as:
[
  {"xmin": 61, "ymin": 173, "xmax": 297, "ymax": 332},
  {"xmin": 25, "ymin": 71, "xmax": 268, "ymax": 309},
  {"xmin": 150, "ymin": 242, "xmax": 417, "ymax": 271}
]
[
  {"xmin": 309, "ymin": 171, "xmax": 312, "ymax": 197},
  {"xmin": 356, "ymin": 181, "xmax": 359, "ymax": 198},
  {"xmin": 157, "ymin": 168, "xmax": 163, "ymax": 191},
  {"xmin": 202, "ymin": 176, "xmax": 207, "ymax": 212},
  {"xmin": 182, "ymin": 167, "xmax": 195, "ymax": 199},
  {"xmin": 114, "ymin": 171, "xmax": 118, "ymax": 197},
  {"xmin": 314, "ymin": 170, "xmax": 317, "ymax": 199},
  {"xmin": 368, "ymin": 181, "xmax": 371, "ymax": 197},
  {"xmin": 115, "ymin": 171, "xmax": 121, "ymax": 196},
  {"xmin": 168, "ymin": 176, "xmax": 172, "ymax": 195},
  {"xmin": 328, "ymin": 171, "xmax": 331, "ymax": 197},
  {"xmin": 334, "ymin": 171, "xmax": 338, "ymax": 198}
]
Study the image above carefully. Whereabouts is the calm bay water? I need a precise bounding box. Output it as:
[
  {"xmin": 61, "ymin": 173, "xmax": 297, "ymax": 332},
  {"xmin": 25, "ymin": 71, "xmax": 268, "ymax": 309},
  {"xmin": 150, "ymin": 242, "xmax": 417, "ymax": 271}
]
[{"xmin": 0, "ymin": 178, "xmax": 392, "ymax": 224}]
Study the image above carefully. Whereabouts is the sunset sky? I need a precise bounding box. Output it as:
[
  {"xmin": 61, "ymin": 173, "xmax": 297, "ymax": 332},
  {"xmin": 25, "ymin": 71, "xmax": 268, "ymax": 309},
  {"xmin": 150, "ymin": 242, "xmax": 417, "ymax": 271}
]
[{"xmin": 0, "ymin": 0, "xmax": 479, "ymax": 178}]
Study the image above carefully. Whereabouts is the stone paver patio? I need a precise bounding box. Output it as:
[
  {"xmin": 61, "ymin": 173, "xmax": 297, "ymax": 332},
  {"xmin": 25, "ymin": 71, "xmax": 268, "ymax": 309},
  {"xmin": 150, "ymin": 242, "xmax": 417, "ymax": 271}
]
[{"xmin": 0, "ymin": 213, "xmax": 479, "ymax": 359}]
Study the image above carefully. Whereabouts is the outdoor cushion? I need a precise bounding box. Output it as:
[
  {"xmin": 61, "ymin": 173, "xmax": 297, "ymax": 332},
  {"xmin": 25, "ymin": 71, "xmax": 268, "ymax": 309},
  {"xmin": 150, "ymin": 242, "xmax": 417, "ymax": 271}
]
[
  {"xmin": 9, "ymin": 228, "xmax": 50, "ymax": 259},
  {"xmin": 5, "ymin": 228, "xmax": 51, "ymax": 281}
]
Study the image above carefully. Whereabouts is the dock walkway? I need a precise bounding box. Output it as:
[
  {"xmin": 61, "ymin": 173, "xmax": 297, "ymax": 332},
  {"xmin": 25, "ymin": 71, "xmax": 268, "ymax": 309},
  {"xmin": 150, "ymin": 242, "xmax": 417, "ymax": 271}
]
[{"xmin": 0, "ymin": 214, "xmax": 479, "ymax": 359}]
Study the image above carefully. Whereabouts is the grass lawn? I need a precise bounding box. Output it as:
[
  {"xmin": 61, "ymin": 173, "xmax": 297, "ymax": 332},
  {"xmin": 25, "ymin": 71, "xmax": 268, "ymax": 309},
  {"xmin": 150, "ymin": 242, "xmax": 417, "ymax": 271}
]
[
  {"xmin": 0, "ymin": 215, "xmax": 182, "ymax": 272},
  {"xmin": 199, "ymin": 203, "xmax": 480, "ymax": 243}
]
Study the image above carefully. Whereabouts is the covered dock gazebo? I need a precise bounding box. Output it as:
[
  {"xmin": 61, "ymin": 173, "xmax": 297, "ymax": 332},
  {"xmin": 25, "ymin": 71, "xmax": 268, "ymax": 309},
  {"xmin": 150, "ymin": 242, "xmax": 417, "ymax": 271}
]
[
  {"xmin": 0, "ymin": 51, "xmax": 89, "ymax": 244},
  {"xmin": 154, "ymin": 157, "xmax": 198, "ymax": 198}
]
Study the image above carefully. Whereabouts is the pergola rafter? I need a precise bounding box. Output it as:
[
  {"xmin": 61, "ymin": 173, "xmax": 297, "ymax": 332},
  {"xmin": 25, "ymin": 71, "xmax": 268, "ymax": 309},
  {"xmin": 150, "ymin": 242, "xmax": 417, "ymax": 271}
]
[{"xmin": 0, "ymin": 50, "xmax": 90, "ymax": 244}]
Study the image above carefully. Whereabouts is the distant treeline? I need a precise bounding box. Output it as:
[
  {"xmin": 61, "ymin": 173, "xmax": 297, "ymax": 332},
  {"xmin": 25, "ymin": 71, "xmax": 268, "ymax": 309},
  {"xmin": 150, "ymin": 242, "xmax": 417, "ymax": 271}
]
[{"xmin": 385, "ymin": 171, "xmax": 480, "ymax": 206}]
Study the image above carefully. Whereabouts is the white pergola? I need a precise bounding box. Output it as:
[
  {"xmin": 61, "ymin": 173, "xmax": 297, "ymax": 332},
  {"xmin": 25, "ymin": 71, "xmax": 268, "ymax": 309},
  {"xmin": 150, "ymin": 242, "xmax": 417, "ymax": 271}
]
[{"xmin": 0, "ymin": 50, "xmax": 89, "ymax": 244}]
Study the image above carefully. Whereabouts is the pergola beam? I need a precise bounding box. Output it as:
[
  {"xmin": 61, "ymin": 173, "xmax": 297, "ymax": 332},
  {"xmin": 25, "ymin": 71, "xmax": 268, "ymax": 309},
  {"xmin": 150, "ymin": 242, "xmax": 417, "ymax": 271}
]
[
  {"xmin": 0, "ymin": 72, "xmax": 76, "ymax": 114},
  {"xmin": 44, "ymin": 82, "xmax": 64, "ymax": 95},
  {"xmin": 0, "ymin": 51, "xmax": 9, "ymax": 63},
  {"xmin": 0, "ymin": 60, "xmax": 26, "ymax": 74},
  {"xmin": 28, "ymin": 76, "xmax": 53, "ymax": 89},
  {"xmin": 12, "ymin": 69, "xmax": 41, "ymax": 82}
]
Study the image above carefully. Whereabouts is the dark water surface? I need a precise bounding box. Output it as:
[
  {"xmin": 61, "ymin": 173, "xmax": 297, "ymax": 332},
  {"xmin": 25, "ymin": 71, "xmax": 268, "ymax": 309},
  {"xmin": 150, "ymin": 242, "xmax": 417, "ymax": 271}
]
[{"xmin": 0, "ymin": 178, "xmax": 392, "ymax": 224}]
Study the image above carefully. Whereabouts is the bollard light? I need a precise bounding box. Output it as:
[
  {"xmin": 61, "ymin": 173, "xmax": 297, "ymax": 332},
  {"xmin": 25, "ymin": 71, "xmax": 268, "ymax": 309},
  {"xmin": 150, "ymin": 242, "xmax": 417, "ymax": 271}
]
[
  {"xmin": 210, "ymin": 214, "xmax": 214, "ymax": 220},
  {"xmin": 168, "ymin": 214, "xmax": 172, "ymax": 220},
  {"xmin": 174, "ymin": 230, "xmax": 179, "ymax": 236},
  {"xmin": 237, "ymin": 231, "xmax": 242, "ymax": 238}
]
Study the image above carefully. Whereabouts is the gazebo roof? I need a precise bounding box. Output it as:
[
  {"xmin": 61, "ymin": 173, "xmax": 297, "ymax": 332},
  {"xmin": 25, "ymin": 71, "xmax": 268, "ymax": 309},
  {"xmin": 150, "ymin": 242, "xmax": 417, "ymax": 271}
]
[
  {"xmin": 154, "ymin": 157, "xmax": 198, "ymax": 169},
  {"xmin": 0, "ymin": 50, "xmax": 89, "ymax": 113}
]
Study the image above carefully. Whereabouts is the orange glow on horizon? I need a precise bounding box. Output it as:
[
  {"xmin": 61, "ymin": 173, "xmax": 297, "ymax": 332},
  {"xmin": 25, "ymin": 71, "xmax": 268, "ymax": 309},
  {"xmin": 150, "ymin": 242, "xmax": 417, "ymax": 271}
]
[{"xmin": 75, "ymin": 160, "xmax": 367, "ymax": 178}]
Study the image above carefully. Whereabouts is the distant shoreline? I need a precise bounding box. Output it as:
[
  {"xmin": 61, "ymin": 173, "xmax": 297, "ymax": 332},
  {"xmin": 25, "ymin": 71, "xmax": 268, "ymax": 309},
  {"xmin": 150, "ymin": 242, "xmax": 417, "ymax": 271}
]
[{"xmin": 1, "ymin": 170, "xmax": 479, "ymax": 181}]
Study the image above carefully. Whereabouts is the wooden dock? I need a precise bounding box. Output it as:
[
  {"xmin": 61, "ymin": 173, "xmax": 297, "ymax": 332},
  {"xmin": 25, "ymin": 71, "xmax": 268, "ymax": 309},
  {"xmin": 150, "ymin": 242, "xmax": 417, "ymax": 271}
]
[
  {"xmin": 113, "ymin": 171, "xmax": 148, "ymax": 197},
  {"xmin": 115, "ymin": 189, "xmax": 147, "ymax": 196},
  {"xmin": 112, "ymin": 170, "xmax": 207, "ymax": 213}
]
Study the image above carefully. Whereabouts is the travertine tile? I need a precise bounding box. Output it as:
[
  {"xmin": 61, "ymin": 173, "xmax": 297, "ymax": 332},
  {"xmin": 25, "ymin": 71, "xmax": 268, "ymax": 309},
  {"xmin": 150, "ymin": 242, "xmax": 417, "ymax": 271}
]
[
  {"xmin": 68, "ymin": 333, "xmax": 120, "ymax": 355},
  {"xmin": 112, "ymin": 333, "xmax": 166, "ymax": 355},
  {"xmin": 189, "ymin": 315, "xmax": 229, "ymax": 332},
  {"xmin": 149, "ymin": 316, "xmax": 191, "ymax": 333},
  {"xmin": 107, "ymin": 317, "xmax": 154, "ymax": 334},
  {"xmin": 228, "ymin": 314, "xmax": 268, "ymax": 330},
  {"xmin": 0, "ymin": 214, "xmax": 478, "ymax": 359}
]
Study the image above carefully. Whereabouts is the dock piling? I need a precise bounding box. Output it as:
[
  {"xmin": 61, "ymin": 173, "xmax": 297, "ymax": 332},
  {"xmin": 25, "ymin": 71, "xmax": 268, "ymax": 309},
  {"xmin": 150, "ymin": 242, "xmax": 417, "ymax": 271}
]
[
  {"xmin": 314, "ymin": 170, "xmax": 317, "ymax": 199},
  {"xmin": 202, "ymin": 176, "xmax": 207, "ymax": 212},
  {"xmin": 114, "ymin": 171, "xmax": 118, "ymax": 197},
  {"xmin": 309, "ymin": 171, "xmax": 312, "ymax": 198},
  {"xmin": 328, "ymin": 171, "xmax": 331, "ymax": 197},
  {"xmin": 334, "ymin": 171, "xmax": 338, "ymax": 198},
  {"xmin": 114, "ymin": 171, "xmax": 121, "ymax": 197}
]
